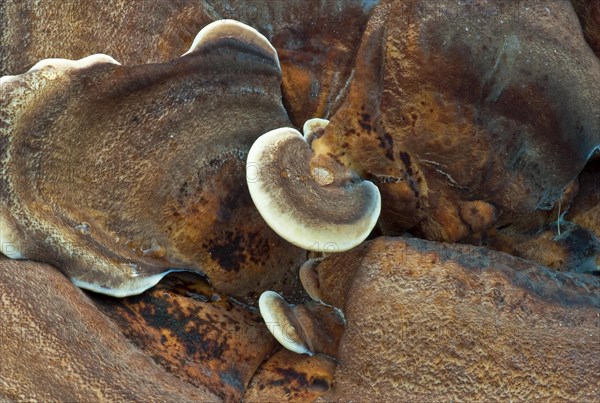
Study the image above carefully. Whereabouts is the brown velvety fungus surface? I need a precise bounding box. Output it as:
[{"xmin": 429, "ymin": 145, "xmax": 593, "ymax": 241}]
[
  {"xmin": 0, "ymin": 19, "xmax": 306, "ymax": 300},
  {"xmin": 313, "ymin": 0, "xmax": 600, "ymax": 245},
  {"xmin": 568, "ymin": 157, "xmax": 600, "ymax": 230},
  {"xmin": 0, "ymin": 258, "xmax": 218, "ymax": 401},
  {"xmin": 0, "ymin": 0, "xmax": 376, "ymax": 127},
  {"xmin": 311, "ymin": 237, "xmax": 600, "ymax": 401},
  {"xmin": 572, "ymin": 0, "xmax": 600, "ymax": 56},
  {"xmin": 1, "ymin": 0, "xmax": 599, "ymax": 401}
]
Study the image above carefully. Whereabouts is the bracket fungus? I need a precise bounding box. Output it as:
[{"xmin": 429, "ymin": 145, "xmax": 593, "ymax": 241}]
[
  {"xmin": 259, "ymin": 290, "xmax": 313, "ymax": 356},
  {"xmin": 258, "ymin": 289, "xmax": 344, "ymax": 357},
  {"xmin": 0, "ymin": 0, "xmax": 599, "ymax": 401},
  {"xmin": 0, "ymin": 258, "xmax": 218, "ymax": 401},
  {"xmin": 246, "ymin": 126, "xmax": 381, "ymax": 252},
  {"xmin": 294, "ymin": 238, "xmax": 600, "ymax": 400},
  {"xmin": 0, "ymin": 19, "xmax": 307, "ymax": 298},
  {"xmin": 94, "ymin": 272, "xmax": 279, "ymax": 401}
]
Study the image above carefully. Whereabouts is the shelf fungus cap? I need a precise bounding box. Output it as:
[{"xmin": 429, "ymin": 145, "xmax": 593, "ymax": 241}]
[
  {"xmin": 183, "ymin": 19, "xmax": 279, "ymax": 69},
  {"xmin": 259, "ymin": 291, "xmax": 312, "ymax": 355},
  {"xmin": 0, "ymin": 54, "xmax": 119, "ymax": 84},
  {"xmin": 247, "ymin": 127, "xmax": 381, "ymax": 252},
  {"xmin": 299, "ymin": 259, "xmax": 324, "ymax": 303}
]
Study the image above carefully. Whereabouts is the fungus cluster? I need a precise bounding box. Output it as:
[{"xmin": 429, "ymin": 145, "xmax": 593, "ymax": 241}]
[
  {"xmin": 1, "ymin": 1, "xmax": 599, "ymax": 394},
  {"xmin": 2, "ymin": 17, "xmax": 378, "ymax": 356},
  {"xmin": 247, "ymin": 120, "xmax": 382, "ymax": 353},
  {"xmin": 0, "ymin": 19, "xmax": 296, "ymax": 298}
]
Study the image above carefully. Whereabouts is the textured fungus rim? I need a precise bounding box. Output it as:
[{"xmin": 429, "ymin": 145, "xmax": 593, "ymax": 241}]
[{"xmin": 246, "ymin": 127, "xmax": 381, "ymax": 252}]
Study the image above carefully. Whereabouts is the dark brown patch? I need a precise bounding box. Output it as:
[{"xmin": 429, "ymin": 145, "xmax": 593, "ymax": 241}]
[
  {"xmin": 272, "ymin": 367, "xmax": 310, "ymax": 389},
  {"xmin": 245, "ymin": 231, "xmax": 271, "ymax": 266},
  {"xmin": 312, "ymin": 127, "xmax": 326, "ymax": 141},
  {"xmin": 358, "ymin": 111, "xmax": 372, "ymax": 132},
  {"xmin": 91, "ymin": 273, "xmax": 277, "ymax": 402},
  {"xmin": 311, "ymin": 376, "xmax": 331, "ymax": 391},
  {"xmin": 378, "ymin": 132, "xmax": 394, "ymax": 160},
  {"xmin": 399, "ymin": 151, "xmax": 414, "ymax": 176},
  {"xmin": 561, "ymin": 226, "xmax": 600, "ymax": 258},
  {"xmin": 358, "ymin": 121, "xmax": 372, "ymax": 132},
  {"xmin": 219, "ymin": 369, "xmax": 244, "ymax": 393},
  {"xmin": 268, "ymin": 366, "xmax": 331, "ymax": 393},
  {"xmin": 207, "ymin": 231, "xmax": 246, "ymax": 273},
  {"xmin": 216, "ymin": 178, "xmax": 248, "ymax": 221}
]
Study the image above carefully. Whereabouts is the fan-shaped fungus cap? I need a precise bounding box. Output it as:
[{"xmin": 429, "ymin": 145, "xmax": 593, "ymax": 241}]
[
  {"xmin": 183, "ymin": 19, "xmax": 279, "ymax": 70},
  {"xmin": 0, "ymin": 19, "xmax": 291, "ymax": 298},
  {"xmin": 259, "ymin": 289, "xmax": 346, "ymax": 357},
  {"xmin": 259, "ymin": 291, "xmax": 312, "ymax": 355},
  {"xmin": 247, "ymin": 127, "xmax": 381, "ymax": 252}
]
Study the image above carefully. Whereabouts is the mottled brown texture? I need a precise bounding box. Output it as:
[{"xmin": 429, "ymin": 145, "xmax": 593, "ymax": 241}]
[
  {"xmin": 245, "ymin": 348, "xmax": 337, "ymax": 402},
  {"xmin": 93, "ymin": 273, "xmax": 277, "ymax": 401},
  {"xmin": 569, "ymin": 160, "xmax": 600, "ymax": 234},
  {"xmin": 296, "ymin": 303, "xmax": 346, "ymax": 358},
  {"xmin": 479, "ymin": 161, "xmax": 600, "ymax": 273},
  {"xmin": 572, "ymin": 0, "xmax": 600, "ymax": 56},
  {"xmin": 459, "ymin": 200, "xmax": 496, "ymax": 234},
  {"xmin": 567, "ymin": 159, "xmax": 600, "ymax": 268},
  {"xmin": 484, "ymin": 221, "xmax": 600, "ymax": 274},
  {"xmin": 314, "ymin": 0, "xmax": 600, "ymax": 243},
  {"xmin": 0, "ymin": 258, "xmax": 218, "ymax": 401},
  {"xmin": 0, "ymin": 0, "xmax": 377, "ymax": 126},
  {"xmin": 309, "ymin": 237, "xmax": 600, "ymax": 401},
  {"xmin": 1, "ymin": 1, "xmax": 599, "ymax": 400},
  {"xmin": 0, "ymin": 22, "xmax": 306, "ymax": 298}
]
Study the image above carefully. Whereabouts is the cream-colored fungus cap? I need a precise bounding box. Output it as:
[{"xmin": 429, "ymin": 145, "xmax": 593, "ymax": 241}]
[
  {"xmin": 258, "ymin": 290, "xmax": 312, "ymax": 355},
  {"xmin": 183, "ymin": 19, "xmax": 279, "ymax": 69},
  {"xmin": 247, "ymin": 127, "xmax": 381, "ymax": 252},
  {"xmin": 0, "ymin": 54, "xmax": 120, "ymax": 84},
  {"xmin": 299, "ymin": 258, "xmax": 324, "ymax": 303}
]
